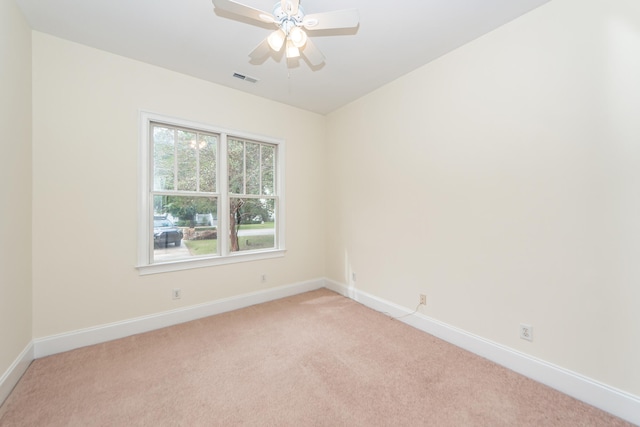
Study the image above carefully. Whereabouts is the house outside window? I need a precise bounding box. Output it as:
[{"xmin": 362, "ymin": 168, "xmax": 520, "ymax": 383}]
[{"xmin": 137, "ymin": 112, "xmax": 285, "ymax": 275}]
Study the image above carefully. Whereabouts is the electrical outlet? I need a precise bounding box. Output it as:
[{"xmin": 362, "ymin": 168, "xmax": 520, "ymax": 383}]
[
  {"xmin": 520, "ymin": 323, "xmax": 533, "ymax": 341},
  {"xmin": 419, "ymin": 294, "xmax": 427, "ymax": 306},
  {"xmin": 172, "ymin": 288, "xmax": 182, "ymax": 300},
  {"xmin": 351, "ymin": 272, "xmax": 357, "ymax": 282}
]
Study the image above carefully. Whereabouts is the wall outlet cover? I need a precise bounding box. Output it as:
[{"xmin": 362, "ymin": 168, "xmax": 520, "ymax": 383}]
[{"xmin": 520, "ymin": 324, "xmax": 533, "ymax": 341}]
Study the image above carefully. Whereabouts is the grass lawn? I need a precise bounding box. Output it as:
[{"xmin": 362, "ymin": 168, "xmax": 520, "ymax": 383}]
[
  {"xmin": 237, "ymin": 222, "xmax": 274, "ymax": 230},
  {"xmin": 184, "ymin": 233, "xmax": 274, "ymax": 254},
  {"xmin": 184, "ymin": 239, "xmax": 217, "ymax": 255},
  {"xmin": 237, "ymin": 235, "xmax": 274, "ymax": 250}
]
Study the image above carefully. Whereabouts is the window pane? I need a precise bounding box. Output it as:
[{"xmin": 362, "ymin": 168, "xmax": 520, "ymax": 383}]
[
  {"xmin": 199, "ymin": 134, "xmax": 217, "ymax": 192},
  {"xmin": 229, "ymin": 198, "xmax": 275, "ymax": 252},
  {"xmin": 228, "ymin": 138, "xmax": 244, "ymax": 194},
  {"xmin": 246, "ymin": 142, "xmax": 260, "ymax": 195},
  {"xmin": 153, "ymin": 126, "xmax": 175, "ymax": 191},
  {"xmin": 261, "ymin": 145, "xmax": 275, "ymax": 195},
  {"xmin": 177, "ymin": 130, "xmax": 197, "ymax": 191},
  {"xmin": 144, "ymin": 116, "xmax": 282, "ymax": 270},
  {"xmin": 153, "ymin": 195, "xmax": 218, "ymax": 262}
]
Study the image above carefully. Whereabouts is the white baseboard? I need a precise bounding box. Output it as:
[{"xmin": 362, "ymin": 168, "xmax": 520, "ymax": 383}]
[
  {"xmin": 9, "ymin": 278, "xmax": 639, "ymax": 425},
  {"xmin": 34, "ymin": 278, "xmax": 325, "ymax": 359},
  {"xmin": 3, "ymin": 279, "xmax": 323, "ymax": 407},
  {"xmin": 0, "ymin": 342, "xmax": 33, "ymax": 407},
  {"xmin": 324, "ymin": 279, "xmax": 640, "ymax": 426}
]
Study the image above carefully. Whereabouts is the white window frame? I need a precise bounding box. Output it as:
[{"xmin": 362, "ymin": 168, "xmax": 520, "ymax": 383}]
[{"xmin": 137, "ymin": 111, "xmax": 285, "ymax": 275}]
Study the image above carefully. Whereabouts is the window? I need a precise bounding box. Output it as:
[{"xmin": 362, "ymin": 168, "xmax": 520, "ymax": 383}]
[{"xmin": 138, "ymin": 112, "xmax": 285, "ymax": 274}]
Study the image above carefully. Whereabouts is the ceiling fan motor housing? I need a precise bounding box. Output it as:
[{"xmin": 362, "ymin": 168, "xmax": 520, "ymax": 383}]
[{"xmin": 273, "ymin": 4, "xmax": 305, "ymax": 33}]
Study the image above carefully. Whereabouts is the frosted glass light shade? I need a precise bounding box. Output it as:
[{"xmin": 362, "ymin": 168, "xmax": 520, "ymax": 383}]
[
  {"xmin": 289, "ymin": 26, "xmax": 307, "ymax": 48},
  {"xmin": 267, "ymin": 29, "xmax": 286, "ymax": 51},
  {"xmin": 285, "ymin": 40, "xmax": 300, "ymax": 58}
]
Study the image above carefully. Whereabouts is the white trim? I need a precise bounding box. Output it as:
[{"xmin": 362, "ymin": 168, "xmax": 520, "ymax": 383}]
[
  {"xmin": 136, "ymin": 248, "xmax": 286, "ymax": 275},
  {"xmin": 137, "ymin": 110, "xmax": 286, "ymax": 273},
  {"xmin": 33, "ymin": 278, "xmax": 324, "ymax": 358},
  {"xmin": 324, "ymin": 279, "xmax": 640, "ymax": 426},
  {"xmin": 0, "ymin": 342, "xmax": 33, "ymax": 406},
  {"xmin": 137, "ymin": 111, "xmax": 151, "ymax": 267},
  {"xmin": 218, "ymin": 132, "xmax": 230, "ymax": 255},
  {"xmin": 11, "ymin": 279, "xmax": 639, "ymax": 424},
  {"xmin": 275, "ymin": 138, "xmax": 286, "ymax": 249}
]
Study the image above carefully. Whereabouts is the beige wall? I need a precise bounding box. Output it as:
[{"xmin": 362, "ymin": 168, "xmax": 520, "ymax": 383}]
[
  {"xmin": 31, "ymin": 32, "xmax": 326, "ymax": 337},
  {"xmin": 9, "ymin": 0, "xmax": 640, "ymax": 405},
  {"xmin": 0, "ymin": 0, "xmax": 32, "ymax": 375},
  {"xmin": 326, "ymin": 0, "xmax": 640, "ymax": 395}
]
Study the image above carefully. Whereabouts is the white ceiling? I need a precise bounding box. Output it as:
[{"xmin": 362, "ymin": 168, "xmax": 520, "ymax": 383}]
[{"xmin": 15, "ymin": 0, "xmax": 551, "ymax": 115}]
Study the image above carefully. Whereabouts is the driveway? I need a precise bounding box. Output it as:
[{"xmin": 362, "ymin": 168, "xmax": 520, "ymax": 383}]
[{"xmin": 153, "ymin": 242, "xmax": 190, "ymax": 262}]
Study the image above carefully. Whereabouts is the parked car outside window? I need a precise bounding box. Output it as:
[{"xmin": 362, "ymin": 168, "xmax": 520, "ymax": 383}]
[{"xmin": 153, "ymin": 219, "xmax": 183, "ymax": 247}]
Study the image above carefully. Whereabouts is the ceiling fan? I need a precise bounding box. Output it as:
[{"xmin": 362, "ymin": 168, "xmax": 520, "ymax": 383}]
[{"xmin": 212, "ymin": 0, "xmax": 359, "ymax": 66}]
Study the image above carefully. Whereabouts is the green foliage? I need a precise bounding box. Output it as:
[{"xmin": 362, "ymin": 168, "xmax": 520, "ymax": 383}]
[
  {"xmin": 228, "ymin": 138, "xmax": 276, "ymax": 196},
  {"xmin": 154, "ymin": 195, "xmax": 217, "ymax": 227},
  {"xmin": 152, "ymin": 126, "xmax": 277, "ymax": 253},
  {"xmin": 233, "ymin": 198, "xmax": 275, "ymax": 224}
]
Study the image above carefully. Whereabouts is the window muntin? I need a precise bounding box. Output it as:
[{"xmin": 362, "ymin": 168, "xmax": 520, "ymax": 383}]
[
  {"xmin": 228, "ymin": 138, "xmax": 276, "ymax": 195},
  {"xmin": 152, "ymin": 124, "xmax": 218, "ymax": 193},
  {"xmin": 150, "ymin": 123, "xmax": 219, "ymax": 264},
  {"xmin": 227, "ymin": 138, "xmax": 277, "ymax": 253},
  {"xmin": 139, "ymin": 113, "xmax": 284, "ymax": 274}
]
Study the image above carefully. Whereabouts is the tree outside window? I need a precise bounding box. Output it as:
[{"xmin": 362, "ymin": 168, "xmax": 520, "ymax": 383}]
[{"xmin": 139, "ymin": 115, "xmax": 283, "ymax": 273}]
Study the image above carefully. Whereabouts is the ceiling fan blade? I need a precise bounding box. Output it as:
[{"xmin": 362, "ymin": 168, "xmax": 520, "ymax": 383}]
[
  {"xmin": 212, "ymin": 0, "xmax": 274, "ymax": 24},
  {"xmin": 301, "ymin": 38, "xmax": 325, "ymax": 66},
  {"xmin": 303, "ymin": 9, "xmax": 359, "ymax": 31},
  {"xmin": 249, "ymin": 38, "xmax": 271, "ymax": 60}
]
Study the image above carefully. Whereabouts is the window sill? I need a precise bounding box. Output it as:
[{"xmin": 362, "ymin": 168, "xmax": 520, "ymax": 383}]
[{"xmin": 136, "ymin": 249, "xmax": 286, "ymax": 275}]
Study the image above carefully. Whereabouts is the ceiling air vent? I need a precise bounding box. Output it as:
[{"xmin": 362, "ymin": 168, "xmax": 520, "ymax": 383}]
[{"xmin": 232, "ymin": 72, "xmax": 259, "ymax": 84}]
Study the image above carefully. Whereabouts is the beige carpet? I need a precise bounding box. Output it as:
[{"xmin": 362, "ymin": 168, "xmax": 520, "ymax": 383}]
[{"xmin": 0, "ymin": 289, "xmax": 632, "ymax": 426}]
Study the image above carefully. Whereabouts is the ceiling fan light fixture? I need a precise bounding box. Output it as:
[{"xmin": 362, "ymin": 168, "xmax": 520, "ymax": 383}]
[
  {"xmin": 212, "ymin": 0, "xmax": 360, "ymax": 67},
  {"xmin": 267, "ymin": 29, "xmax": 286, "ymax": 51},
  {"xmin": 285, "ymin": 39, "xmax": 300, "ymax": 58},
  {"xmin": 289, "ymin": 26, "xmax": 307, "ymax": 48}
]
